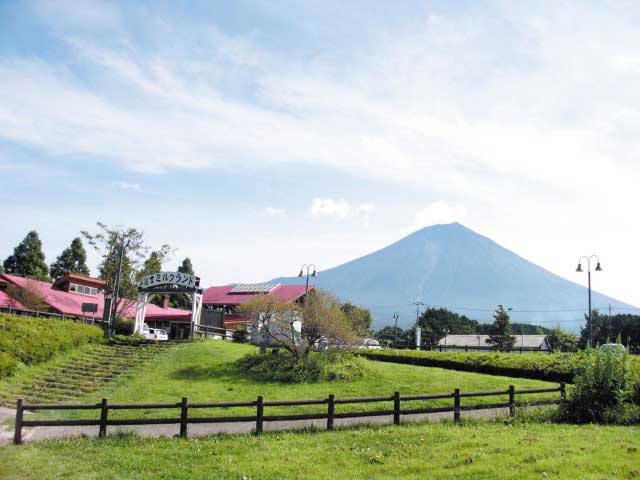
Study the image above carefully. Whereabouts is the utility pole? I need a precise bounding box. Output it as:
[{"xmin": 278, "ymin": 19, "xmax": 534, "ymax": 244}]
[
  {"xmin": 413, "ymin": 301, "xmax": 425, "ymax": 351},
  {"xmin": 392, "ymin": 312, "xmax": 399, "ymax": 348},
  {"xmin": 110, "ymin": 233, "xmax": 128, "ymax": 335}
]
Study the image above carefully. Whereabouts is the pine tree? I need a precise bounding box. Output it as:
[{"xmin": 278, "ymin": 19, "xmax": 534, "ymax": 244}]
[
  {"xmin": 140, "ymin": 251, "xmax": 166, "ymax": 307},
  {"xmin": 50, "ymin": 237, "xmax": 91, "ymax": 280},
  {"xmin": 3, "ymin": 231, "xmax": 50, "ymax": 281},
  {"xmin": 486, "ymin": 305, "xmax": 516, "ymax": 351},
  {"xmin": 171, "ymin": 257, "xmax": 194, "ymax": 310}
]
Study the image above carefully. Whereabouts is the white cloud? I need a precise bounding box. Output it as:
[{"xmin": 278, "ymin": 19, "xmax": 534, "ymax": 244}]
[
  {"xmin": 117, "ymin": 181, "xmax": 141, "ymax": 191},
  {"xmin": 309, "ymin": 198, "xmax": 375, "ymax": 225},
  {"xmin": 311, "ymin": 198, "xmax": 352, "ymax": 219},
  {"xmin": 413, "ymin": 202, "xmax": 467, "ymax": 229},
  {"xmin": 265, "ymin": 206, "xmax": 286, "ymax": 217}
]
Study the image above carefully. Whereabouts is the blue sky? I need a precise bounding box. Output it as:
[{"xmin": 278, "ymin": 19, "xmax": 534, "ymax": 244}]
[{"xmin": 1, "ymin": 0, "xmax": 640, "ymax": 309}]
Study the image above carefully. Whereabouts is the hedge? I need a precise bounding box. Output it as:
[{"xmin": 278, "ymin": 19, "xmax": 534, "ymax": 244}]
[
  {"xmin": 0, "ymin": 314, "xmax": 104, "ymax": 378},
  {"xmin": 356, "ymin": 349, "xmax": 590, "ymax": 383}
]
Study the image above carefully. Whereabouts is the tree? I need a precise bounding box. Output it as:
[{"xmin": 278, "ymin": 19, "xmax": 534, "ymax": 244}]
[
  {"xmin": 3, "ymin": 231, "xmax": 50, "ymax": 281},
  {"xmin": 341, "ymin": 302, "xmax": 372, "ymax": 335},
  {"xmin": 50, "ymin": 237, "xmax": 90, "ymax": 280},
  {"xmin": 486, "ymin": 305, "xmax": 516, "ymax": 351},
  {"xmin": 238, "ymin": 290, "xmax": 355, "ymax": 356},
  {"xmin": 547, "ymin": 325, "xmax": 579, "ymax": 352},
  {"xmin": 301, "ymin": 291, "xmax": 356, "ymax": 354},
  {"xmin": 5, "ymin": 281, "xmax": 49, "ymax": 311},
  {"xmin": 374, "ymin": 326, "xmax": 412, "ymax": 348},
  {"xmin": 82, "ymin": 223, "xmax": 170, "ymax": 319},
  {"xmin": 238, "ymin": 295, "xmax": 293, "ymax": 355},
  {"xmin": 139, "ymin": 248, "xmax": 174, "ymax": 307},
  {"xmin": 417, "ymin": 308, "xmax": 479, "ymax": 348},
  {"xmin": 171, "ymin": 257, "xmax": 195, "ymax": 310}
]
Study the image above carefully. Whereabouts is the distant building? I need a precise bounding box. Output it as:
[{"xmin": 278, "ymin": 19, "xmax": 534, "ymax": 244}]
[{"xmin": 437, "ymin": 334, "xmax": 551, "ymax": 353}]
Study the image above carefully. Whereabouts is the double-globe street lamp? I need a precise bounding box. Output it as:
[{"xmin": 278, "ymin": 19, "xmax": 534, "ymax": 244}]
[
  {"xmin": 298, "ymin": 264, "xmax": 317, "ymax": 301},
  {"xmin": 576, "ymin": 255, "xmax": 602, "ymax": 348}
]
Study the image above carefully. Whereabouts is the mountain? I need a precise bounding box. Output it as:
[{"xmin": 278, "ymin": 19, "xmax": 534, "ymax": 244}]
[{"xmin": 270, "ymin": 223, "xmax": 636, "ymax": 332}]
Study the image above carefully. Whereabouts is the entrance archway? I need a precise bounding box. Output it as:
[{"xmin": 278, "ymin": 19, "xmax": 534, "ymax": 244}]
[{"xmin": 134, "ymin": 271, "xmax": 203, "ymax": 338}]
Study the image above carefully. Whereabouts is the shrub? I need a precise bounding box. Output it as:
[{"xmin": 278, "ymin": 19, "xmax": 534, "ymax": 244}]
[
  {"xmin": 235, "ymin": 351, "xmax": 367, "ymax": 383},
  {"xmin": 559, "ymin": 348, "xmax": 634, "ymax": 424},
  {"xmin": 357, "ymin": 349, "xmax": 588, "ymax": 382},
  {"xmin": 0, "ymin": 351, "xmax": 18, "ymax": 378},
  {"xmin": 114, "ymin": 317, "xmax": 135, "ymax": 335},
  {"xmin": 0, "ymin": 314, "xmax": 103, "ymax": 378}
]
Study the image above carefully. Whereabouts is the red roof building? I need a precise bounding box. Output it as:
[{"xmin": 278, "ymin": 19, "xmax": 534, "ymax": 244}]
[
  {"xmin": 202, "ymin": 283, "xmax": 313, "ymax": 329},
  {"xmin": 0, "ymin": 273, "xmax": 190, "ymax": 322},
  {"xmin": 0, "ymin": 288, "xmax": 27, "ymax": 310}
]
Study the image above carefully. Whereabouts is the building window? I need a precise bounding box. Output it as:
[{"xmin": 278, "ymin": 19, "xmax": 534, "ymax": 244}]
[{"xmin": 69, "ymin": 283, "xmax": 97, "ymax": 297}]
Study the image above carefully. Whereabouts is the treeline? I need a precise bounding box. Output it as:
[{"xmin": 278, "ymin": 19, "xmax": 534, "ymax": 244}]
[
  {"xmin": 1, "ymin": 225, "xmax": 196, "ymax": 311},
  {"xmin": 579, "ymin": 310, "xmax": 640, "ymax": 351},
  {"xmin": 375, "ymin": 307, "xmax": 580, "ymax": 352}
]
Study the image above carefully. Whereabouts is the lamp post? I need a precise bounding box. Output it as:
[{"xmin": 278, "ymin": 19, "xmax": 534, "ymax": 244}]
[
  {"xmin": 392, "ymin": 312, "xmax": 399, "ymax": 348},
  {"xmin": 576, "ymin": 255, "xmax": 602, "ymax": 348},
  {"xmin": 298, "ymin": 264, "xmax": 317, "ymax": 303}
]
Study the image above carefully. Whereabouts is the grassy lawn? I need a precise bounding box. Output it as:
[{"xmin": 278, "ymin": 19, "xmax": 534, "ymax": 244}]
[
  {"xmin": 32, "ymin": 340, "xmax": 560, "ymax": 421},
  {"xmin": 1, "ymin": 421, "xmax": 639, "ymax": 479}
]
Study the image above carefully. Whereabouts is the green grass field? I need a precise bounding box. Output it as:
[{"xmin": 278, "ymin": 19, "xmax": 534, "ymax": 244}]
[
  {"xmin": 29, "ymin": 340, "xmax": 560, "ymax": 422},
  {"xmin": 2, "ymin": 421, "xmax": 639, "ymax": 479}
]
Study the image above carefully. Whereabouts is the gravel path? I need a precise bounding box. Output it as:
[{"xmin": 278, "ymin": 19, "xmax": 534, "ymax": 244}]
[{"xmin": 1, "ymin": 407, "xmax": 510, "ymax": 446}]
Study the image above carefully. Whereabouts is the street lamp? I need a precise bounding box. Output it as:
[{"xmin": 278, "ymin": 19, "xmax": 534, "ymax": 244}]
[
  {"xmin": 298, "ymin": 264, "xmax": 317, "ymax": 300},
  {"xmin": 576, "ymin": 255, "xmax": 602, "ymax": 348}
]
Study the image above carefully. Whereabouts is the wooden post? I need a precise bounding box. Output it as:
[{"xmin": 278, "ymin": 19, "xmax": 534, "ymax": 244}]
[
  {"xmin": 560, "ymin": 383, "xmax": 566, "ymax": 402},
  {"xmin": 99, "ymin": 398, "xmax": 109, "ymax": 437},
  {"xmin": 13, "ymin": 398, "xmax": 24, "ymax": 445},
  {"xmin": 508, "ymin": 385, "xmax": 515, "ymax": 417},
  {"xmin": 393, "ymin": 391, "xmax": 401, "ymax": 426},
  {"xmin": 327, "ymin": 394, "xmax": 335, "ymax": 431},
  {"xmin": 256, "ymin": 396, "xmax": 264, "ymax": 434},
  {"xmin": 180, "ymin": 397, "xmax": 189, "ymax": 438},
  {"xmin": 453, "ymin": 388, "xmax": 461, "ymax": 423}
]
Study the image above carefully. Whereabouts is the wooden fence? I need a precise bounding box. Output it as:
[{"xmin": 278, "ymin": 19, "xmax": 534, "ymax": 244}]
[{"xmin": 13, "ymin": 384, "xmax": 565, "ymax": 444}]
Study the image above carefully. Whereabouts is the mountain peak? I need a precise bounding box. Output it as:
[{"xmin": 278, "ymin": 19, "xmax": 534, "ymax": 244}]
[{"xmin": 270, "ymin": 224, "xmax": 634, "ymax": 331}]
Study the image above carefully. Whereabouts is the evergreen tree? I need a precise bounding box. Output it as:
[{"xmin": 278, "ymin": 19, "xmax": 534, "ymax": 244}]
[
  {"xmin": 50, "ymin": 237, "xmax": 90, "ymax": 280},
  {"xmin": 418, "ymin": 307, "xmax": 480, "ymax": 348},
  {"xmin": 486, "ymin": 305, "xmax": 516, "ymax": 351},
  {"xmin": 3, "ymin": 231, "xmax": 50, "ymax": 281},
  {"xmin": 171, "ymin": 257, "xmax": 195, "ymax": 310},
  {"xmin": 140, "ymin": 251, "xmax": 166, "ymax": 307}
]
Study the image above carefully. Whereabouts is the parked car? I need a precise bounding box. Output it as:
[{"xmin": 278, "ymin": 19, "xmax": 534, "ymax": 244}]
[
  {"xmin": 599, "ymin": 343, "xmax": 625, "ymax": 353},
  {"xmin": 358, "ymin": 338, "xmax": 382, "ymax": 350},
  {"xmin": 141, "ymin": 323, "xmax": 168, "ymax": 341}
]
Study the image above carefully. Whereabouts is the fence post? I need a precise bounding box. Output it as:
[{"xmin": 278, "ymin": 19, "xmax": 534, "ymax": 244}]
[
  {"xmin": 13, "ymin": 398, "xmax": 24, "ymax": 445},
  {"xmin": 99, "ymin": 398, "xmax": 109, "ymax": 437},
  {"xmin": 393, "ymin": 391, "xmax": 401, "ymax": 426},
  {"xmin": 180, "ymin": 397, "xmax": 189, "ymax": 438},
  {"xmin": 508, "ymin": 385, "xmax": 515, "ymax": 417},
  {"xmin": 327, "ymin": 394, "xmax": 335, "ymax": 431},
  {"xmin": 256, "ymin": 396, "xmax": 264, "ymax": 434},
  {"xmin": 560, "ymin": 382, "xmax": 566, "ymax": 402},
  {"xmin": 453, "ymin": 388, "xmax": 461, "ymax": 423}
]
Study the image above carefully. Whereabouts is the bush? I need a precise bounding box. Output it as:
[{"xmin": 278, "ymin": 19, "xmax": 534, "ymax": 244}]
[
  {"xmin": 235, "ymin": 351, "xmax": 367, "ymax": 383},
  {"xmin": 0, "ymin": 314, "xmax": 103, "ymax": 378},
  {"xmin": 357, "ymin": 349, "xmax": 588, "ymax": 382},
  {"xmin": 559, "ymin": 348, "xmax": 635, "ymax": 424},
  {"xmin": 0, "ymin": 351, "xmax": 18, "ymax": 378},
  {"xmin": 114, "ymin": 317, "xmax": 135, "ymax": 335}
]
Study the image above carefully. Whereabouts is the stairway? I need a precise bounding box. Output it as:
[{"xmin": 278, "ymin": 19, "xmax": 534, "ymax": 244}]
[{"xmin": 0, "ymin": 338, "xmax": 179, "ymax": 407}]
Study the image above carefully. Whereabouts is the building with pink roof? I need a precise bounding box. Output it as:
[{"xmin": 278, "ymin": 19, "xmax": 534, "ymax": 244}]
[
  {"xmin": 0, "ymin": 273, "xmax": 190, "ymax": 328},
  {"xmin": 202, "ymin": 283, "xmax": 314, "ymax": 330}
]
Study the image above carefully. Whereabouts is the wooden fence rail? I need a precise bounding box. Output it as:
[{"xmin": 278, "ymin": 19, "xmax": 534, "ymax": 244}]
[{"xmin": 13, "ymin": 384, "xmax": 565, "ymax": 444}]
